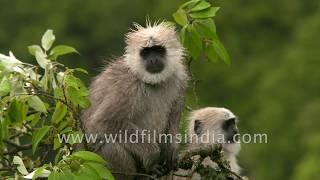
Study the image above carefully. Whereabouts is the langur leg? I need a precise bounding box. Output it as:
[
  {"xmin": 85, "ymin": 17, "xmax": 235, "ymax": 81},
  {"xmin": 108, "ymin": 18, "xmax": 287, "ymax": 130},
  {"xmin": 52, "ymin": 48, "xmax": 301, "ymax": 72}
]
[{"xmin": 100, "ymin": 143, "xmax": 137, "ymax": 180}]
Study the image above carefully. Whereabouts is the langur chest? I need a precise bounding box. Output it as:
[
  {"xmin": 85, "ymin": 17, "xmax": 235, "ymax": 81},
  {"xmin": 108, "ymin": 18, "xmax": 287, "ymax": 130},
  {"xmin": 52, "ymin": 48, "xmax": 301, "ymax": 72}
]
[{"xmin": 134, "ymin": 85, "xmax": 179, "ymax": 133}]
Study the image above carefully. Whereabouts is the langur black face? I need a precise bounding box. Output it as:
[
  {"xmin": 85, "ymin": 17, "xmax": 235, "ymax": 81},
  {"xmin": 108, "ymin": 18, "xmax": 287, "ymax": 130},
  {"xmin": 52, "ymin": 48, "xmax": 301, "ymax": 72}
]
[
  {"xmin": 140, "ymin": 45, "xmax": 166, "ymax": 74},
  {"xmin": 222, "ymin": 118, "xmax": 239, "ymax": 143}
]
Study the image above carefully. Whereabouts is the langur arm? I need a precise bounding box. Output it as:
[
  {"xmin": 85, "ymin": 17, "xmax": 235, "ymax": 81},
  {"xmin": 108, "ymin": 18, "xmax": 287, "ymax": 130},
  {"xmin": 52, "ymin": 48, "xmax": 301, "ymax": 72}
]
[
  {"xmin": 83, "ymin": 78, "xmax": 135, "ymax": 136},
  {"xmin": 160, "ymin": 95, "xmax": 184, "ymax": 171}
]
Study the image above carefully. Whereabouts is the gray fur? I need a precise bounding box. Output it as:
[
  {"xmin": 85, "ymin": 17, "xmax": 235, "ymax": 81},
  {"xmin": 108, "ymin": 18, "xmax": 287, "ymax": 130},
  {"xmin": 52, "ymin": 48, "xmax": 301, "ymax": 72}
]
[
  {"xmin": 81, "ymin": 23, "xmax": 188, "ymax": 179},
  {"xmin": 171, "ymin": 107, "xmax": 241, "ymax": 180}
]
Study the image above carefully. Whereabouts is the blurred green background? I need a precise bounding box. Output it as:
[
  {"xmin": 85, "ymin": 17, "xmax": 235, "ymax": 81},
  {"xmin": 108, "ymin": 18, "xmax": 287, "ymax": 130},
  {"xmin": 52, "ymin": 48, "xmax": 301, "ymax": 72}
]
[{"xmin": 1, "ymin": 0, "xmax": 320, "ymax": 179}]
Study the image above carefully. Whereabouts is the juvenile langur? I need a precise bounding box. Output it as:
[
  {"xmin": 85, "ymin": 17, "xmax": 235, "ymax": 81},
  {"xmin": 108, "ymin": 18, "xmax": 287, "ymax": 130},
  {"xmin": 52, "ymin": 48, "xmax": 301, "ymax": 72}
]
[
  {"xmin": 81, "ymin": 22, "xmax": 188, "ymax": 179},
  {"xmin": 187, "ymin": 107, "xmax": 241, "ymax": 174},
  {"xmin": 173, "ymin": 107, "xmax": 241, "ymax": 180}
]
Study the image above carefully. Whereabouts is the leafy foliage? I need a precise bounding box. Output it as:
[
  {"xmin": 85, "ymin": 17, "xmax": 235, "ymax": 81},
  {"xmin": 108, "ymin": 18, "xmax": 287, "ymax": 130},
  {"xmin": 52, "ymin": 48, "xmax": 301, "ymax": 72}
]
[
  {"xmin": 173, "ymin": 0, "xmax": 230, "ymax": 64},
  {"xmin": 0, "ymin": 30, "xmax": 113, "ymax": 180}
]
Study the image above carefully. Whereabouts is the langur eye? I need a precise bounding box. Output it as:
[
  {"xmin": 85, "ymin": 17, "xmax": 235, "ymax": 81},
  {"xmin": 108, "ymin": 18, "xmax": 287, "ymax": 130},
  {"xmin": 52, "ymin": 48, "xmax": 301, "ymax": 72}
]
[
  {"xmin": 194, "ymin": 119, "xmax": 203, "ymax": 135},
  {"xmin": 152, "ymin": 45, "xmax": 166, "ymax": 54},
  {"xmin": 140, "ymin": 45, "xmax": 166, "ymax": 58},
  {"xmin": 222, "ymin": 118, "xmax": 236, "ymax": 131}
]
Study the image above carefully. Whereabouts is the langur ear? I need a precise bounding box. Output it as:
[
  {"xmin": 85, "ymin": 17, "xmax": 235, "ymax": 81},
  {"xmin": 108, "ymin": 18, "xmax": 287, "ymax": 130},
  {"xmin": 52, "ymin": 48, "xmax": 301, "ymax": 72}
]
[{"xmin": 194, "ymin": 120, "xmax": 203, "ymax": 135}]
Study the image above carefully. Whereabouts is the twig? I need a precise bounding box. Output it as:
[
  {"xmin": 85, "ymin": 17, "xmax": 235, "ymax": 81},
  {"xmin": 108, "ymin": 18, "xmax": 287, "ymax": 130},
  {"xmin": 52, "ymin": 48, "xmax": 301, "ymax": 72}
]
[
  {"xmin": 178, "ymin": 145, "xmax": 221, "ymax": 162},
  {"xmin": 228, "ymin": 169, "xmax": 243, "ymax": 180},
  {"xmin": 8, "ymin": 128, "xmax": 32, "ymax": 137},
  {"xmin": 15, "ymin": 92, "xmax": 78, "ymax": 125},
  {"xmin": 3, "ymin": 141, "xmax": 45, "ymax": 155},
  {"xmin": 186, "ymin": 57, "xmax": 193, "ymax": 77},
  {"xmin": 3, "ymin": 143, "xmax": 32, "ymax": 155},
  {"xmin": 173, "ymin": 172, "xmax": 191, "ymax": 177},
  {"xmin": 192, "ymin": 79, "xmax": 200, "ymax": 106},
  {"xmin": 3, "ymin": 140, "xmax": 22, "ymax": 148},
  {"xmin": 9, "ymin": 132, "xmax": 23, "ymax": 139},
  {"xmin": 75, "ymin": 106, "xmax": 89, "ymax": 151},
  {"xmin": 186, "ymin": 57, "xmax": 200, "ymax": 107},
  {"xmin": 0, "ymin": 168, "xmax": 12, "ymax": 171},
  {"xmin": 1, "ymin": 156, "xmax": 12, "ymax": 168},
  {"xmin": 218, "ymin": 162, "xmax": 243, "ymax": 180}
]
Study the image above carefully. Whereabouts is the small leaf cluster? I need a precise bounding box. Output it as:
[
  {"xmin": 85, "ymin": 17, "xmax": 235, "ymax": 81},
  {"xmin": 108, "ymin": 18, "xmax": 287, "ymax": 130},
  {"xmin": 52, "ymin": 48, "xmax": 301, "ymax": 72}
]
[
  {"xmin": 12, "ymin": 151, "xmax": 113, "ymax": 180},
  {"xmin": 173, "ymin": 0, "xmax": 230, "ymax": 64},
  {"xmin": 0, "ymin": 30, "xmax": 113, "ymax": 179}
]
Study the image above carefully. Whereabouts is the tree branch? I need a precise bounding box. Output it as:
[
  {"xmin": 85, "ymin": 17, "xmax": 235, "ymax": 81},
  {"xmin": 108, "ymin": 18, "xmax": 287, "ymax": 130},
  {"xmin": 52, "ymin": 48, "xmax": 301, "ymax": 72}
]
[
  {"xmin": 185, "ymin": 57, "xmax": 200, "ymax": 107},
  {"xmin": 3, "ymin": 143, "xmax": 32, "ymax": 155},
  {"xmin": 0, "ymin": 167, "xmax": 12, "ymax": 171},
  {"xmin": 177, "ymin": 144, "xmax": 243, "ymax": 180},
  {"xmin": 3, "ymin": 140, "xmax": 46, "ymax": 155}
]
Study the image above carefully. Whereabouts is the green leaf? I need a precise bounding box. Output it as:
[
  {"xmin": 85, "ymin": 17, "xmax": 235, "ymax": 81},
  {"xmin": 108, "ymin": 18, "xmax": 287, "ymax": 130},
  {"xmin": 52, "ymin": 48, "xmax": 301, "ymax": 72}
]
[
  {"xmin": 26, "ymin": 112, "xmax": 42, "ymax": 126},
  {"xmin": 32, "ymin": 166, "xmax": 51, "ymax": 180},
  {"xmin": 35, "ymin": 51, "xmax": 49, "ymax": 69},
  {"xmin": 67, "ymin": 86, "xmax": 90, "ymax": 108},
  {"xmin": 190, "ymin": 7, "xmax": 220, "ymax": 19},
  {"xmin": 206, "ymin": 42, "xmax": 219, "ymax": 62},
  {"xmin": 28, "ymin": 45, "xmax": 43, "ymax": 56},
  {"xmin": 59, "ymin": 171, "xmax": 75, "ymax": 180},
  {"xmin": 179, "ymin": 25, "xmax": 187, "ymax": 44},
  {"xmin": 65, "ymin": 75, "xmax": 89, "ymax": 96},
  {"xmin": 70, "ymin": 159, "xmax": 81, "ymax": 171},
  {"xmin": 54, "ymin": 149, "xmax": 65, "ymax": 165},
  {"xmin": 48, "ymin": 171, "xmax": 60, "ymax": 180},
  {"xmin": 53, "ymin": 137, "xmax": 62, "ymax": 150},
  {"xmin": 0, "ymin": 116, "xmax": 9, "ymax": 140},
  {"xmin": 58, "ymin": 120, "xmax": 69, "ymax": 131},
  {"xmin": 72, "ymin": 151, "xmax": 106, "ymax": 164},
  {"xmin": 54, "ymin": 87, "xmax": 64, "ymax": 99},
  {"xmin": 32, "ymin": 126, "xmax": 51, "ymax": 153},
  {"xmin": 60, "ymin": 127, "xmax": 73, "ymax": 134},
  {"xmin": 173, "ymin": 9, "xmax": 188, "ymax": 26},
  {"xmin": 51, "ymin": 102, "xmax": 68, "ymax": 124},
  {"xmin": 210, "ymin": 36, "xmax": 231, "ymax": 64},
  {"xmin": 179, "ymin": 0, "xmax": 201, "ymax": 9},
  {"xmin": 0, "ymin": 76, "xmax": 11, "ymax": 96},
  {"xmin": 83, "ymin": 162, "xmax": 114, "ymax": 180},
  {"xmin": 75, "ymin": 165, "xmax": 99, "ymax": 179},
  {"xmin": 191, "ymin": 0, "xmax": 211, "ymax": 12},
  {"xmin": 49, "ymin": 45, "xmax": 79, "ymax": 60},
  {"xmin": 65, "ymin": 75, "xmax": 90, "ymax": 108},
  {"xmin": 28, "ymin": 96, "xmax": 47, "ymax": 113},
  {"xmin": 194, "ymin": 19, "xmax": 216, "ymax": 38},
  {"xmin": 13, "ymin": 156, "xmax": 29, "ymax": 175},
  {"xmin": 184, "ymin": 25, "xmax": 203, "ymax": 59},
  {"xmin": 7, "ymin": 100, "xmax": 27, "ymax": 123},
  {"xmin": 40, "ymin": 70, "xmax": 49, "ymax": 91},
  {"xmin": 74, "ymin": 68, "xmax": 89, "ymax": 74},
  {"xmin": 41, "ymin": 29, "xmax": 55, "ymax": 51},
  {"xmin": 67, "ymin": 131, "xmax": 83, "ymax": 145}
]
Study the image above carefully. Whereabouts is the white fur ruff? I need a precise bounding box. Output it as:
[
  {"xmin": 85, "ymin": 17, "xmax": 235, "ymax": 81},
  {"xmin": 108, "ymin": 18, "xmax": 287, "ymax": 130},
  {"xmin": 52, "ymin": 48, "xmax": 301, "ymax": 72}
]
[{"xmin": 124, "ymin": 22, "xmax": 185, "ymax": 84}]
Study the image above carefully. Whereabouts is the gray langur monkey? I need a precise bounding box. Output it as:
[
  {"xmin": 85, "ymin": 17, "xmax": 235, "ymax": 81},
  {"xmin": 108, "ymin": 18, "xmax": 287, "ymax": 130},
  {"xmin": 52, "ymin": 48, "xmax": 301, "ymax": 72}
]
[
  {"xmin": 172, "ymin": 107, "xmax": 241, "ymax": 180},
  {"xmin": 81, "ymin": 22, "xmax": 188, "ymax": 179},
  {"xmin": 187, "ymin": 107, "xmax": 241, "ymax": 174}
]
